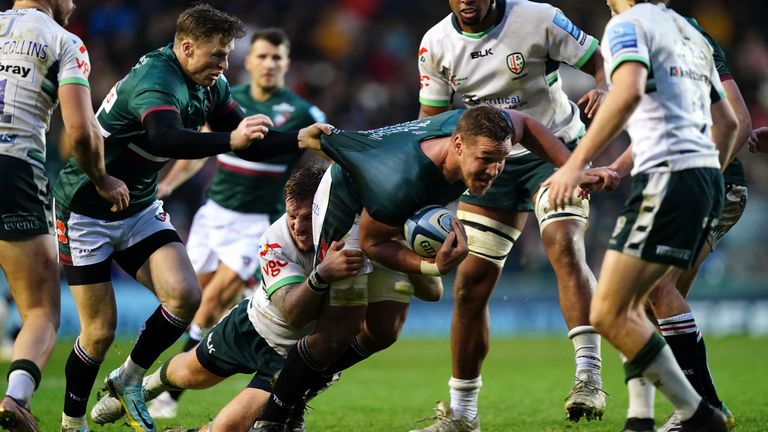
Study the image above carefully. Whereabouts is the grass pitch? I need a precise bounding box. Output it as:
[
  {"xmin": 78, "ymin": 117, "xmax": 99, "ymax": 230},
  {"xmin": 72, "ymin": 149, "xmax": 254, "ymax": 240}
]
[{"xmin": 6, "ymin": 336, "xmax": 767, "ymax": 431}]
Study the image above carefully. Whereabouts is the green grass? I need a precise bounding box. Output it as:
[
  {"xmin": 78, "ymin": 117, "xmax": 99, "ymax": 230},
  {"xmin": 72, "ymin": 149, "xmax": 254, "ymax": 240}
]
[{"xmin": 6, "ymin": 336, "xmax": 768, "ymax": 431}]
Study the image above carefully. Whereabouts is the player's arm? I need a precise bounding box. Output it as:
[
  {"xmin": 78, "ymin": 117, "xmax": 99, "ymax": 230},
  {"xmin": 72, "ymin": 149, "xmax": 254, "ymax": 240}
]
[
  {"xmin": 719, "ymin": 79, "xmax": 751, "ymax": 165},
  {"xmin": 418, "ymin": 104, "xmax": 449, "ymax": 119},
  {"xmin": 59, "ymin": 84, "xmax": 130, "ymax": 212},
  {"xmin": 270, "ymin": 241, "xmax": 363, "ymax": 329},
  {"xmin": 576, "ymin": 49, "xmax": 608, "ymax": 118},
  {"xmin": 710, "ymin": 97, "xmax": 738, "ymax": 170},
  {"xmin": 359, "ymin": 209, "xmax": 468, "ymax": 276},
  {"xmin": 544, "ymin": 61, "xmax": 647, "ymax": 210},
  {"xmin": 504, "ymin": 110, "xmax": 571, "ymax": 167}
]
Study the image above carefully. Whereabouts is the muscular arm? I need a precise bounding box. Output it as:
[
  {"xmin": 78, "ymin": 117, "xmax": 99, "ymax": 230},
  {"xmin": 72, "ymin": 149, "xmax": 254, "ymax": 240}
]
[
  {"xmin": 270, "ymin": 281, "xmax": 325, "ymax": 330},
  {"xmin": 505, "ymin": 110, "xmax": 571, "ymax": 167},
  {"xmin": 418, "ymin": 104, "xmax": 449, "ymax": 120},
  {"xmin": 710, "ymin": 98, "xmax": 738, "ymax": 170},
  {"xmin": 719, "ymin": 79, "xmax": 751, "ymax": 165}
]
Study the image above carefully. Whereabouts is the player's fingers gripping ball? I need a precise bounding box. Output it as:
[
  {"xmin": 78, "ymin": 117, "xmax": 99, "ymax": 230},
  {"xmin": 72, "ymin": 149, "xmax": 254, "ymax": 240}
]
[{"xmin": 404, "ymin": 205, "xmax": 456, "ymax": 258}]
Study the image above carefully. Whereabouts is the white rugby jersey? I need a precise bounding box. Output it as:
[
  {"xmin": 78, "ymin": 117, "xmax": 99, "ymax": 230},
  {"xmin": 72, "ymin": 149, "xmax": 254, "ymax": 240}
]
[
  {"xmin": 418, "ymin": 0, "xmax": 598, "ymax": 156},
  {"xmin": 248, "ymin": 213, "xmax": 315, "ymax": 357},
  {"xmin": 0, "ymin": 8, "xmax": 91, "ymax": 170},
  {"xmin": 602, "ymin": 3, "xmax": 724, "ymax": 175}
]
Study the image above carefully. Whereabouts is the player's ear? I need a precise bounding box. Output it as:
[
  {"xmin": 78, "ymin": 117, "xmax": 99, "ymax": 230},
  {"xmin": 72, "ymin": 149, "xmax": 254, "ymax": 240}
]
[
  {"xmin": 181, "ymin": 39, "xmax": 194, "ymax": 58},
  {"xmin": 453, "ymin": 134, "xmax": 464, "ymax": 156}
]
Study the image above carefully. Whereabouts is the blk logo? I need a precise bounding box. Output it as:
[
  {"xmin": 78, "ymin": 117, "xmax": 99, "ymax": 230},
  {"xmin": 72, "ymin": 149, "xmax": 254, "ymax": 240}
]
[{"xmin": 470, "ymin": 48, "xmax": 493, "ymax": 60}]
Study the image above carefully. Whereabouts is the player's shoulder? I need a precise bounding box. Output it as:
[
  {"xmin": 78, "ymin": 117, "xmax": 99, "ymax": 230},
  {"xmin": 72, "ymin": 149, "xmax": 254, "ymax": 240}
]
[
  {"xmin": 507, "ymin": 0, "xmax": 558, "ymax": 23},
  {"xmin": 127, "ymin": 47, "xmax": 186, "ymax": 91},
  {"xmin": 259, "ymin": 215, "xmax": 298, "ymax": 261}
]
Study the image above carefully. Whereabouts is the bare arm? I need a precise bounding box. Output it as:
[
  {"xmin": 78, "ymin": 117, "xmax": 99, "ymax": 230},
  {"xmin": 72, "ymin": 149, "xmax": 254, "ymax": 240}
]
[
  {"xmin": 710, "ymin": 98, "xmax": 738, "ymax": 170},
  {"xmin": 359, "ymin": 209, "xmax": 467, "ymax": 275},
  {"xmin": 418, "ymin": 104, "xmax": 449, "ymax": 120},
  {"xmin": 272, "ymin": 241, "xmax": 364, "ymax": 329},
  {"xmin": 157, "ymin": 158, "xmax": 208, "ymax": 198},
  {"xmin": 505, "ymin": 110, "xmax": 572, "ymax": 167},
  {"xmin": 576, "ymin": 48, "xmax": 609, "ymax": 119},
  {"xmin": 59, "ymin": 84, "xmax": 129, "ymax": 212},
  {"xmin": 719, "ymin": 79, "xmax": 751, "ymax": 165}
]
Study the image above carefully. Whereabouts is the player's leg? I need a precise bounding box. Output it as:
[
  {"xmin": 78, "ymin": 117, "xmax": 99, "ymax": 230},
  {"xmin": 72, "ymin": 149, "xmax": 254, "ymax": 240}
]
[
  {"xmin": 0, "ymin": 236, "xmax": 59, "ymax": 432},
  {"xmin": 599, "ymin": 169, "xmax": 727, "ymax": 432},
  {"xmin": 210, "ymin": 387, "xmax": 269, "ymax": 432},
  {"xmin": 534, "ymin": 185, "xmax": 604, "ymax": 421},
  {"xmin": 0, "ymin": 157, "xmax": 59, "ymax": 432}
]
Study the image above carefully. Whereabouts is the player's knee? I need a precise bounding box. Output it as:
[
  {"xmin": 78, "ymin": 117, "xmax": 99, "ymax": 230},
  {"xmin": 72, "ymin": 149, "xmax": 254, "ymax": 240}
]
[
  {"xmin": 81, "ymin": 327, "xmax": 116, "ymax": 356},
  {"xmin": 459, "ymin": 211, "xmax": 519, "ymax": 269},
  {"xmin": 364, "ymin": 320, "xmax": 403, "ymax": 351},
  {"xmin": 164, "ymin": 287, "xmax": 202, "ymax": 319}
]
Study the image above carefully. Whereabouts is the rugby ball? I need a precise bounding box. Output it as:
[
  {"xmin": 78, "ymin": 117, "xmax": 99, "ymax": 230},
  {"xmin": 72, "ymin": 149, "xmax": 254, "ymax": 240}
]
[{"xmin": 404, "ymin": 206, "xmax": 455, "ymax": 258}]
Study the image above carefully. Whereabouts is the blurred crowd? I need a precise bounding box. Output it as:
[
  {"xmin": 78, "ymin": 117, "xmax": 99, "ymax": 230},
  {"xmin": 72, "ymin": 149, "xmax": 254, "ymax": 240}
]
[{"xmin": 12, "ymin": 0, "xmax": 767, "ymax": 295}]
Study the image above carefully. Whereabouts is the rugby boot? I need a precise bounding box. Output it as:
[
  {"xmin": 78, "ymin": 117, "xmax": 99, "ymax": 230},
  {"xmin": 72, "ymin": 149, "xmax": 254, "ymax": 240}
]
[
  {"xmin": 564, "ymin": 373, "xmax": 606, "ymax": 422},
  {"xmin": 105, "ymin": 368, "xmax": 155, "ymax": 432},
  {"xmin": 408, "ymin": 401, "xmax": 480, "ymax": 432},
  {"xmin": 0, "ymin": 396, "xmax": 40, "ymax": 432}
]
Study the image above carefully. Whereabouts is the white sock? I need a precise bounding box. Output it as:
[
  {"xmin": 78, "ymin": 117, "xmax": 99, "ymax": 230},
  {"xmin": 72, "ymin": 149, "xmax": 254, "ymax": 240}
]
[
  {"xmin": 449, "ymin": 376, "xmax": 482, "ymax": 420},
  {"xmin": 569, "ymin": 326, "xmax": 602, "ymax": 382},
  {"xmin": 61, "ymin": 413, "xmax": 88, "ymax": 428},
  {"xmin": 142, "ymin": 370, "xmax": 167, "ymax": 401},
  {"xmin": 6, "ymin": 370, "xmax": 35, "ymax": 406},
  {"xmin": 642, "ymin": 345, "xmax": 702, "ymax": 420},
  {"xmin": 626, "ymin": 377, "xmax": 655, "ymax": 419},
  {"xmin": 188, "ymin": 323, "xmax": 205, "ymax": 342},
  {"xmin": 119, "ymin": 357, "xmax": 147, "ymax": 384}
]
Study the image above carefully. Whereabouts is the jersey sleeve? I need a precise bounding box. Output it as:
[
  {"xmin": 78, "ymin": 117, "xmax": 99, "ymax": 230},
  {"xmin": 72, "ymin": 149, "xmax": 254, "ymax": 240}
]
[
  {"xmin": 417, "ymin": 32, "xmax": 453, "ymax": 108},
  {"xmin": 57, "ymin": 35, "xmax": 91, "ymax": 88},
  {"xmin": 259, "ymin": 241, "xmax": 306, "ymax": 299},
  {"xmin": 545, "ymin": 7, "xmax": 599, "ymax": 69},
  {"xmin": 129, "ymin": 78, "xmax": 181, "ymax": 122},
  {"xmin": 696, "ymin": 26, "xmax": 732, "ymax": 81},
  {"xmin": 601, "ymin": 17, "xmax": 651, "ymax": 79},
  {"xmin": 708, "ymin": 58, "xmax": 727, "ymax": 103}
]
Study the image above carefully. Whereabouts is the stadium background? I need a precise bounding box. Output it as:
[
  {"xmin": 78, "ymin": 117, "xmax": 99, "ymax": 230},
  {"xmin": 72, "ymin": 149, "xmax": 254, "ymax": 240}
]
[{"xmin": 1, "ymin": 0, "xmax": 767, "ymax": 337}]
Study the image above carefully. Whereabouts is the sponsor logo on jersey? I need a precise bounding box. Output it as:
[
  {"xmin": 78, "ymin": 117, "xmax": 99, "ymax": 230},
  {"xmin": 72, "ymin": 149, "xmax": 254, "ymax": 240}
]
[
  {"xmin": 2, "ymin": 212, "xmax": 40, "ymax": 231},
  {"xmin": 552, "ymin": 11, "xmax": 585, "ymax": 44},
  {"xmin": 155, "ymin": 210, "xmax": 168, "ymax": 222},
  {"xmin": 0, "ymin": 133, "xmax": 17, "ymax": 144},
  {"xmin": 506, "ymin": 53, "xmax": 525, "ymax": 75},
  {"xmin": 260, "ymin": 242, "xmax": 282, "ymax": 257},
  {"xmin": 263, "ymin": 257, "xmax": 288, "ymax": 278},
  {"xmin": 655, "ymin": 245, "xmax": 691, "ymax": 260},
  {"xmin": 418, "ymin": 47, "xmax": 428, "ymax": 63},
  {"xmin": 0, "ymin": 63, "xmax": 31, "ymax": 78},
  {"xmin": 449, "ymin": 74, "xmax": 468, "ymax": 87},
  {"xmin": 419, "ymin": 74, "xmax": 431, "ymax": 88},
  {"xmin": 75, "ymin": 57, "xmax": 90, "ymax": 77},
  {"xmin": 470, "ymin": 48, "xmax": 493, "ymax": 59},
  {"xmin": 55, "ymin": 219, "xmax": 68, "ymax": 244},
  {"xmin": 669, "ymin": 66, "xmax": 712, "ymax": 84},
  {"xmin": 608, "ymin": 22, "xmax": 638, "ymax": 55}
]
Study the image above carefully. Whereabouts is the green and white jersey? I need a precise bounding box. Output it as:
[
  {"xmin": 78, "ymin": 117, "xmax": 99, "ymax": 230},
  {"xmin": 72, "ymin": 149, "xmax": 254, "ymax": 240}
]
[
  {"xmin": 321, "ymin": 110, "xmax": 468, "ymax": 227},
  {"xmin": 54, "ymin": 44, "xmax": 237, "ymax": 220},
  {"xmin": 249, "ymin": 213, "xmax": 314, "ymax": 357},
  {"xmin": 602, "ymin": 3, "xmax": 724, "ymax": 176},
  {"xmin": 687, "ymin": 17, "xmax": 746, "ymax": 187},
  {"xmin": 418, "ymin": 0, "xmax": 598, "ymax": 156},
  {"xmin": 0, "ymin": 8, "xmax": 91, "ymax": 170},
  {"xmin": 209, "ymin": 85, "xmax": 326, "ymax": 217}
]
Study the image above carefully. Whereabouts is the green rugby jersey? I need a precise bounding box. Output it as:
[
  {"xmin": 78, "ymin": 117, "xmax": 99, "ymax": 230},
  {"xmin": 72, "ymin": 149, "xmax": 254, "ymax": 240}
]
[
  {"xmin": 208, "ymin": 85, "xmax": 325, "ymax": 217},
  {"xmin": 54, "ymin": 44, "xmax": 237, "ymax": 220},
  {"xmin": 686, "ymin": 18, "xmax": 745, "ymax": 187},
  {"xmin": 321, "ymin": 110, "xmax": 468, "ymax": 227}
]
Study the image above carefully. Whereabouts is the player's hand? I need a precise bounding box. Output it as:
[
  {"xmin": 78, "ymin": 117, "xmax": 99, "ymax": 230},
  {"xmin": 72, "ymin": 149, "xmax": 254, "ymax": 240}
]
[
  {"xmin": 316, "ymin": 241, "xmax": 365, "ymax": 281},
  {"xmin": 542, "ymin": 162, "xmax": 586, "ymax": 211},
  {"xmin": 577, "ymin": 87, "xmax": 607, "ymax": 119},
  {"xmin": 94, "ymin": 175, "xmax": 130, "ymax": 212},
  {"xmin": 230, "ymin": 114, "xmax": 273, "ymax": 151},
  {"xmin": 298, "ymin": 123, "xmax": 334, "ymax": 151},
  {"xmin": 435, "ymin": 219, "xmax": 469, "ymax": 274},
  {"xmin": 580, "ymin": 166, "xmax": 620, "ymax": 195},
  {"xmin": 748, "ymin": 127, "xmax": 768, "ymax": 153}
]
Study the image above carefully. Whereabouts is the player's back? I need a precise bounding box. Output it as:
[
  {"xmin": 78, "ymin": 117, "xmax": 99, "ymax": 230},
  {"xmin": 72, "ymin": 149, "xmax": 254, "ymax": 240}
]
[
  {"xmin": 0, "ymin": 8, "xmax": 89, "ymax": 168},
  {"xmin": 604, "ymin": 4, "xmax": 721, "ymax": 174}
]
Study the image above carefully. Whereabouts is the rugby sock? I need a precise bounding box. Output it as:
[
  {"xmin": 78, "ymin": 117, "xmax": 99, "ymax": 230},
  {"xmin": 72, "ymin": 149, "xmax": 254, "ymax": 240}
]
[
  {"xmin": 569, "ymin": 326, "xmax": 602, "ymax": 382},
  {"xmin": 324, "ymin": 336, "xmax": 372, "ymax": 374},
  {"xmin": 5, "ymin": 359, "xmax": 40, "ymax": 408},
  {"xmin": 625, "ymin": 333, "xmax": 701, "ymax": 421},
  {"xmin": 449, "ymin": 376, "xmax": 482, "ymax": 420},
  {"xmin": 658, "ymin": 313, "xmax": 704, "ymax": 391},
  {"xmin": 260, "ymin": 337, "xmax": 324, "ymax": 424},
  {"xmin": 129, "ymin": 305, "xmax": 189, "ymax": 375},
  {"xmin": 63, "ymin": 338, "xmax": 101, "ymax": 417},
  {"xmin": 696, "ymin": 336, "xmax": 724, "ymax": 410},
  {"xmin": 626, "ymin": 376, "xmax": 655, "ymax": 420},
  {"xmin": 141, "ymin": 360, "xmax": 182, "ymax": 402},
  {"xmin": 168, "ymin": 323, "xmax": 207, "ymax": 402},
  {"xmin": 61, "ymin": 413, "xmax": 88, "ymax": 430}
]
